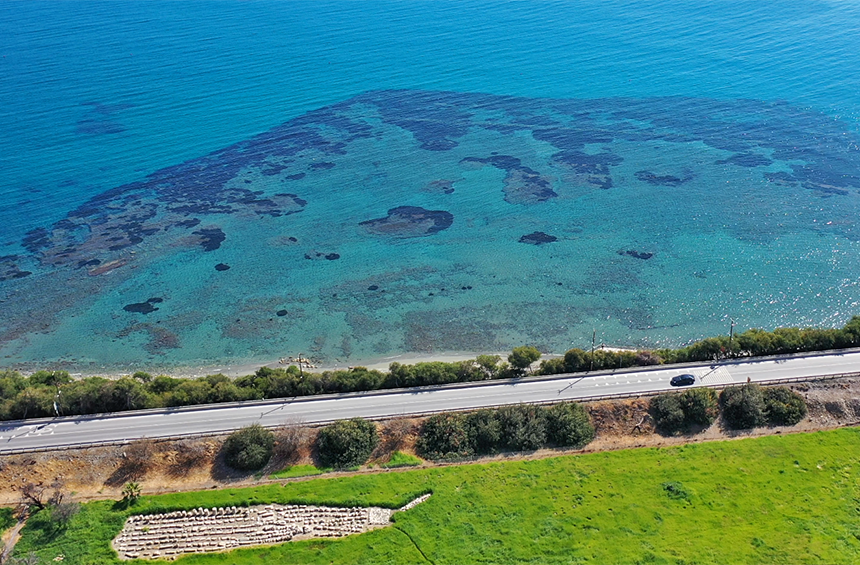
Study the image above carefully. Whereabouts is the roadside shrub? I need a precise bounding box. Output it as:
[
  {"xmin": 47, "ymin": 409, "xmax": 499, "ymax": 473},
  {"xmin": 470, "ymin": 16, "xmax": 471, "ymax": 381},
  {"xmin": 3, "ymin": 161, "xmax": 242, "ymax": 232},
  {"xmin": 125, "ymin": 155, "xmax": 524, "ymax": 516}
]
[
  {"xmin": 650, "ymin": 394, "xmax": 686, "ymax": 434},
  {"xmin": 720, "ymin": 384, "xmax": 766, "ymax": 430},
  {"xmin": 416, "ymin": 413, "xmax": 472, "ymax": 460},
  {"xmin": 538, "ymin": 357, "xmax": 566, "ymax": 375},
  {"xmin": 316, "ymin": 418, "xmax": 379, "ymax": 468},
  {"xmin": 508, "ymin": 346, "xmax": 541, "ymax": 373},
  {"xmin": 546, "ymin": 402, "xmax": 595, "ymax": 448},
  {"xmin": 634, "ymin": 351, "xmax": 662, "ymax": 365},
  {"xmin": 222, "ymin": 424, "xmax": 275, "ymax": 471},
  {"xmin": 465, "ymin": 409, "xmax": 502, "ymax": 454},
  {"xmin": 679, "ymin": 388, "xmax": 719, "ymax": 427},
  {"xmin": 474, "ymin": 355, "xmax": 503, "ymax": 379},
  {"xmin": 498, "ymin": 404, "xmax": 547, "ymax": 451},
  {"xmin": 274, "ymin": 421, "xmax": 308, "ymax": 464},
  {"xmin": 763, "ymin": 386, "xmax": 808, "ymax": 426}
]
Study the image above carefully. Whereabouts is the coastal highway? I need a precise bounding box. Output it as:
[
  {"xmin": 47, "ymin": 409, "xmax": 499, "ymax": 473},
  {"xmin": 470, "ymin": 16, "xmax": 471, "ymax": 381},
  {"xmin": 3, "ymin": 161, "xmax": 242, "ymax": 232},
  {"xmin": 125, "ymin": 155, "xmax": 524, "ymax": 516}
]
[{"xmin": 2, "ymin": 350, "xmax": 860, "ymax": 453}]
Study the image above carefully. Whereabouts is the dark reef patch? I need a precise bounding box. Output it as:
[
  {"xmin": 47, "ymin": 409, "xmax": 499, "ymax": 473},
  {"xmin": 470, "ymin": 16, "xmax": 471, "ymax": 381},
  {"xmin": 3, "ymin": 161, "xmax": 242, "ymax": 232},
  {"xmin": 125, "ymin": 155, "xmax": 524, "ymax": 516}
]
[
  {"xmin": 192, "ymin": 228, "xmax": 226, "ymax": 252},
  {"xmin": 360, "ymin": 206, "xmax": 453, "ymax": 237},
  {"xmin": 635, "ymin": 171, "xmax": 689, "ymax": 187},
  {"xmin": 618, "ymin": 249, "xmax": 654, "ymax": 260},
  {"xmin": 276, "ymin": 310, "xmax": 288, "ymax": 317},
  {"xmin": 304, "ymin": 251, "xmax": 341, "ymax": 261},
  {"xmin": 460, "ymin": 156, "xmax": 556, "ymax": 204},
  {"xmin": 423, "ymin": 180, "xmax": 456, "ymax": 194},
  {"xmin": 765, "ymin": 172, "xmax": 797, "ymax": 186},
  {"xmin": 552, "ymin": 150, "xmax": 622, "ymax": 189},
  {"xmin": 519, "ymin": 232, "xmax": 558, "ymax": 245},
  {"xmin": 308, "ymin": 161, "xmax": 336, "ymax": 171},
  {"xmin": 0, "ymin": 256, "xmax": 32, "ymax": 282},
  {"xmin": 123, "ymin": 297, "xmax": 163, "ymax": 315},
  {"xmin": 215, "ymin": 263, "xmax": 230, "ymax": 271},
  {"xmin": 176, "ymin": 218, "xmax": 201, "ymax": 229}
]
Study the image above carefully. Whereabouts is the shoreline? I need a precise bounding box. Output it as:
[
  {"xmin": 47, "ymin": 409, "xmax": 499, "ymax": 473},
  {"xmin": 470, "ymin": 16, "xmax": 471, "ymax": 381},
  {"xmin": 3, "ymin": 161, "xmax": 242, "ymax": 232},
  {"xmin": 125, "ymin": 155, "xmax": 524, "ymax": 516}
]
[
  {"xmin": 5, "ymin": 350, "xmax": 569, "ymax": 380},
  {"xmin": 1, "ymin": 343, "xmax": 643, "ymax": 379}
]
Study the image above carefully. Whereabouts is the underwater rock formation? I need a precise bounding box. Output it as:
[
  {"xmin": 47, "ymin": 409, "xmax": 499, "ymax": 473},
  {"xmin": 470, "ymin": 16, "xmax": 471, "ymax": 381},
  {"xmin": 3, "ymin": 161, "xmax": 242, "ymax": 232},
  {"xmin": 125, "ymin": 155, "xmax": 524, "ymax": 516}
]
[
  {"xmin": 123, "ymin": 297, "xmax": 164, "ymax": 314},
  {"xmin": 618, "ymin": 249, "xmax": 654, "ymax": 260},
  {"xmin": 519, "ymin": 232, "xmax": 558, "ymax": 245},
  {"xmin": 360, "ymin": 206, "xmax": 453, "ymax": 237},
  {"xmin": 460, "ymin": 156, "xmax": 556, "ymax": 204},
  {"xmin": 634, "ymin": 171, "xmax": 689, "ymax": 187}
]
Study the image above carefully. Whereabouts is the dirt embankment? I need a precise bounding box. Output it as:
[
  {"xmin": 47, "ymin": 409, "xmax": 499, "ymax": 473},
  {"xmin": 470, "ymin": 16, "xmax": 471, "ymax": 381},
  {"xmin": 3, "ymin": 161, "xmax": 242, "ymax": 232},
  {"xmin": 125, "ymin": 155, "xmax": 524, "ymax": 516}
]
[{"xmin": 0, "ymin": 378, "xmax": 858, "ymax": 507}]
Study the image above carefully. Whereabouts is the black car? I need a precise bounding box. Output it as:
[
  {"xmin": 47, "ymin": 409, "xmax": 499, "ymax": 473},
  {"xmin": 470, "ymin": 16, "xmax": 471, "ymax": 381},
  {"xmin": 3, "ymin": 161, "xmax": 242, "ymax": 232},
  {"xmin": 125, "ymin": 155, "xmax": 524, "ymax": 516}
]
[{"xmin": 670, "ymin": 374, "xmax": 696, "ymax": 387}]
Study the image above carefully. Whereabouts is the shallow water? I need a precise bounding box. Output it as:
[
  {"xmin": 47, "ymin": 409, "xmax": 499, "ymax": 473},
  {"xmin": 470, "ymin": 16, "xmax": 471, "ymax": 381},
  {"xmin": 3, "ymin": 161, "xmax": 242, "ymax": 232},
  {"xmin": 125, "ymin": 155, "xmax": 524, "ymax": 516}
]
[{"xmin": 1, "ymin": 1, "xmax": 859, "ymax": 373}]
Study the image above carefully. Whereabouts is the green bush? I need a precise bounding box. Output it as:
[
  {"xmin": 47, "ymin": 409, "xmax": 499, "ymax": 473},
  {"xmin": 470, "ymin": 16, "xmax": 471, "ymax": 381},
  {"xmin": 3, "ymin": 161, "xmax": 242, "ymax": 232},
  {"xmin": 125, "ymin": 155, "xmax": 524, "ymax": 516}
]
[
  {"xmin": 465, "ymin": 409, "xmax": 502, "ymax": 454},
  {"xmin": 763, "ymin": 386, "xmax": 807, "ymax": 426},
  {"xmin": 498, "ymin": 404, "xmax": 547, "ymax": 451},
  {"xmin": 546, "ymin": 402, "xmax": 595, "ymax": 448},
  {"xmin": 650, "ymin": 394, "xmax": 686, "ymax": 434},
  {"xmin": 720, "ymin": 384, "xmax": 767, "ymax": 430},
  {"xmin": 653, "ymin": 388, "xmax": 719, "ymax": 434},
  {"xmin": 416, "ymin": 413, "xmax": 472, "ymax": 460},
  {"xmin": 316, "ymin": 418, "xmax": 379, "ymax": 468},
  {"xmin": 222, "ymin": 424, "xmax": 275, "ymax": 471},
  {"xmin": 679, "ymin": 388, "xmax": 719, "ymax": 427}
]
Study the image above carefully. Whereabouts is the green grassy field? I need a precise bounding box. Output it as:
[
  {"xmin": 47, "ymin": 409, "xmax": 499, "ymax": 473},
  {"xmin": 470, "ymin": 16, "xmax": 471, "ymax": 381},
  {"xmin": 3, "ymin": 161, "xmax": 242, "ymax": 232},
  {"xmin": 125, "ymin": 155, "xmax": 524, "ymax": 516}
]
[
  {"xmin": 269, "ymin": 464, "xmax": 329, "ymax": 479},
  {"xmin": 382, "ymin": 451, "xmax": 423, "ymax": 468},
  {"xmin": 12, "ymin": 428, "xmax": 860, "ymax": 564}
]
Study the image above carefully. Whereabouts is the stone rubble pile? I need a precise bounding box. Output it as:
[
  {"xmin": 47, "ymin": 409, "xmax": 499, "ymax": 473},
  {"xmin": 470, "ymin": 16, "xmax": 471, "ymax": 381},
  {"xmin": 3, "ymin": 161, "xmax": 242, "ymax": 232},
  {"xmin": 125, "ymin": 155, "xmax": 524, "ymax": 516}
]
[{"xmin": 112, "ymin": 495, "xmax": 430, "ymax": 561}]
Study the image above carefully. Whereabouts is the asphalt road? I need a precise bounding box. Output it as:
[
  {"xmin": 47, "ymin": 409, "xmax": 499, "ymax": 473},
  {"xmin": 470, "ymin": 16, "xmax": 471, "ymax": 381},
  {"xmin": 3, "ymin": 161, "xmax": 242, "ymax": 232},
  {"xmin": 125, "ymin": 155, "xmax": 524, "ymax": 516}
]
[{"xmin": 2, "ymin": 350, "xmax": 859, "ymax": 453}]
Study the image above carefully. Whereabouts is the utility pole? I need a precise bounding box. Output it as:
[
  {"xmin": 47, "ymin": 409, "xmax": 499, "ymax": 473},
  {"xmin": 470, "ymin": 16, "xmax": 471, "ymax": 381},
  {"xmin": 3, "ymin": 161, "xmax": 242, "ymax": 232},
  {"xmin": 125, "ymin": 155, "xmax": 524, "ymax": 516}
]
[
  {"xmin": 298, "ymin": 352, "xmax": 304, "ymax": 376},
  {"xmin": 590, "ymin": 328, "xmax": 596, "ymax": 372}
]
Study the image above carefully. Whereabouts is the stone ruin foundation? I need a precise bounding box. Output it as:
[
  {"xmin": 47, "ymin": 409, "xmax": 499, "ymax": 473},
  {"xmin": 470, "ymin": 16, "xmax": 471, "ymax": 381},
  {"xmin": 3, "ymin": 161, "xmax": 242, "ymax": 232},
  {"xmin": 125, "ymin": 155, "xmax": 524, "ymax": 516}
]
[{"xmin": 112, "ymin": 494, "xmax": 431, "ymax": 560}]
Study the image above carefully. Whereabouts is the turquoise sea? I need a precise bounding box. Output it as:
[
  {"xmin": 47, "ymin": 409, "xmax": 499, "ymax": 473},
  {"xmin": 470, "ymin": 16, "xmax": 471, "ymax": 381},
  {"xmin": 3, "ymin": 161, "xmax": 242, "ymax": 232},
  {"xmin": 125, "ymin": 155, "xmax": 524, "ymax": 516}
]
[{"xmin": 1, "ymin": 0, "xmax": 860, "ymax": 373}]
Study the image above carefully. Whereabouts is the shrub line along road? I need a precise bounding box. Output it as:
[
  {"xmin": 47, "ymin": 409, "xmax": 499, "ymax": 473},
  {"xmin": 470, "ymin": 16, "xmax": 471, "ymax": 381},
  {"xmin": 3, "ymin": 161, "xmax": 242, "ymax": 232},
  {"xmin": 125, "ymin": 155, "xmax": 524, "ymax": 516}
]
[{"xmin": 2, "ymin": 350, "xmax": 860, "ymax": 453}]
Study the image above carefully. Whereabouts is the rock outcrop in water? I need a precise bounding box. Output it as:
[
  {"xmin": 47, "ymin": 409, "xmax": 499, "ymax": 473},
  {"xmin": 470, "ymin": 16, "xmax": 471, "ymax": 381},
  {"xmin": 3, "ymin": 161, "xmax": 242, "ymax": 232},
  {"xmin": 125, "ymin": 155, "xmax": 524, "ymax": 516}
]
[
  {"xmin": 634, "ymin": 171, "xmax": 689, "ymax": 187},
  {"xmin": 461, "ymin": 156, "xmax": 557, "ymax": 204},
  {"xmin": 519, "ymin": 232, "xmax": 558, "ymax": 245},
  {"xmin": 360, "ymin": 206, "xmax": 453, "ymax": 237},
  {"xmin": 123, "ymin": 297, "xmax": 164, "ymax": 314}
]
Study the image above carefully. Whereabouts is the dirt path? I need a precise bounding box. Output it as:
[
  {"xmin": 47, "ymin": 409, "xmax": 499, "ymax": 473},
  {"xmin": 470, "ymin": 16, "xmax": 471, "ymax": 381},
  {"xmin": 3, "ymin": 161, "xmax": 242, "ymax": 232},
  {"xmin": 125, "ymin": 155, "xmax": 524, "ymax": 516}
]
[{"xmin": 1, "ymin": 518, "xmax": 27, "ymax": 564}]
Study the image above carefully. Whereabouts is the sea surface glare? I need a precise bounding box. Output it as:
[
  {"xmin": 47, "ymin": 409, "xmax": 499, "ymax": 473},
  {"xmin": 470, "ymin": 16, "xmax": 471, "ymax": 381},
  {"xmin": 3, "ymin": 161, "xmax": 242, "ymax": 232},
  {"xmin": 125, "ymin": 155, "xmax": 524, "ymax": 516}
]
[{"xmin": 1, "ymin": 0, "xmax": 859, "ymax": 373}]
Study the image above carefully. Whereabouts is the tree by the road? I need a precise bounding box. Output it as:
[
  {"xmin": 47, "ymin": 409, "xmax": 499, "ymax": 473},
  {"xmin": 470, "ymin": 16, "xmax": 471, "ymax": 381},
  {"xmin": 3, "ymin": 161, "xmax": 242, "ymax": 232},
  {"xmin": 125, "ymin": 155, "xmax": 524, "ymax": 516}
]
[
  {"xmin": 720, "ymin": 384, "xmax": 767, "ymax": 430},
  {"xmin": 316, "ymin": 418, "xmax": 379, "ymax": 469},
  {"xmin": 222, "ymin": 424, "xmax": 275, "ymax": 471},
  {"xmin": 547, "ymin": 402, "xmax": 595, "ymax": 448},
  {"xmin": 508, "ymin": 346, "xmax": 541, "ymax": 373},
  {"xmin": 763, "ymin": 387, "xmax": 808, "ymax": 426}
]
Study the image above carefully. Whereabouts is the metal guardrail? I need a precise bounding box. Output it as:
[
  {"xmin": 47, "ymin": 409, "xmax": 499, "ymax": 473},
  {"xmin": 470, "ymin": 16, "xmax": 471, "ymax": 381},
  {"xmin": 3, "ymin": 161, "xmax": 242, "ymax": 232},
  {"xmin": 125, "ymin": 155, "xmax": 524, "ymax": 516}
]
[{"xmin": 1, "ymin": 371, "xmax": 857, "ymax": 456}]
